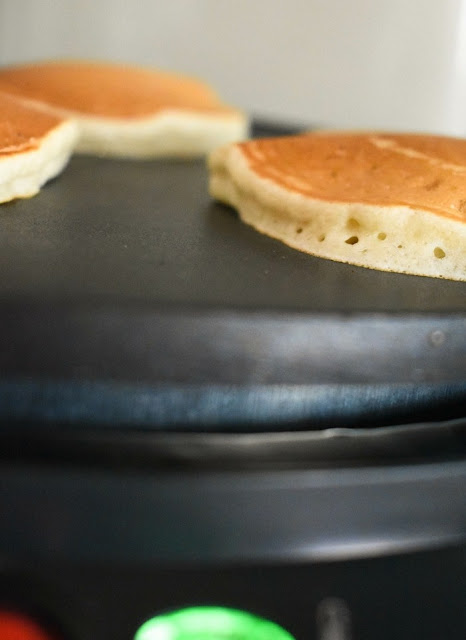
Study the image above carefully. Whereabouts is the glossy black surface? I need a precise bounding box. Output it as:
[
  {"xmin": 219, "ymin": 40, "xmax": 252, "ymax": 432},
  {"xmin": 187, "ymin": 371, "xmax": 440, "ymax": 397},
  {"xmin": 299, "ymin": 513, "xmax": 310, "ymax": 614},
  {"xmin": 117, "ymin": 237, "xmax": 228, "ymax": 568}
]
[{"xmin": 1, "ymin": 460, "xmax": 465, "ymax": 564}]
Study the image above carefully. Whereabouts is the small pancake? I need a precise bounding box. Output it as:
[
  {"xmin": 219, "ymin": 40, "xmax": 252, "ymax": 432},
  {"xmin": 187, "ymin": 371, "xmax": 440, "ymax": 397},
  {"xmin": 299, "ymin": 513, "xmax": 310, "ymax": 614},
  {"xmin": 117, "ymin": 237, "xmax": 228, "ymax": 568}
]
[
  {"xmin": 0, "ymin": 91, "xmax": 77, "ymax": 204},
  {"xmin": 208, "ymin": 132, "xmax": 466, "ymax": 281},
  {"xmin": 0, "ymin": 61, "xmax": 248, "ymax": 158}
]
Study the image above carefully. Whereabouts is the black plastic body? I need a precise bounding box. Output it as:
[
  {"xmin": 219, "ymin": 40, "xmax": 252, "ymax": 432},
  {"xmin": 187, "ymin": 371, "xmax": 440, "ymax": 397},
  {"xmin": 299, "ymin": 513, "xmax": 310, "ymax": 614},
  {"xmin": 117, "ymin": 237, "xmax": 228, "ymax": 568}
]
[{"xmin": 1, "ymin": 459, "xmax": 465, "ymax": 640}]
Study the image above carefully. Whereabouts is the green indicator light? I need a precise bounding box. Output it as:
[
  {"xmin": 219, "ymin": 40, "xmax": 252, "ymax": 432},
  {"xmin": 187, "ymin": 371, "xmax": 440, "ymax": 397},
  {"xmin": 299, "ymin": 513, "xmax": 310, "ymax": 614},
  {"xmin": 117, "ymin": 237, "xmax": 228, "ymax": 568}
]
[{"xmin": 135, "ymin": 606, "xmax": 296, "ymax": 640}]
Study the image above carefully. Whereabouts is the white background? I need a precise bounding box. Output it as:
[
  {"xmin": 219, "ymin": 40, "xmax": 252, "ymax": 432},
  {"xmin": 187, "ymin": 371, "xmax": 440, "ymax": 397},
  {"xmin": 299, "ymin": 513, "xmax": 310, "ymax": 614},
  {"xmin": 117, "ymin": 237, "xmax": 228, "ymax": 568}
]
[{"xmin": 1, "ymin": 0, "xmax": 466, "ymax": 134}]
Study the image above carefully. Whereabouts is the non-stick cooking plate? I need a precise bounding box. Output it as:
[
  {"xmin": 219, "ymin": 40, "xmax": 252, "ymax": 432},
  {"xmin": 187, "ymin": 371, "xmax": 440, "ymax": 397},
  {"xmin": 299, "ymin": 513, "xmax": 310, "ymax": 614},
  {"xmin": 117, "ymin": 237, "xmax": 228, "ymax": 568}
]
[{"xmin": 0, "ymin": 123, "xmax": 464, "ymax": 433}]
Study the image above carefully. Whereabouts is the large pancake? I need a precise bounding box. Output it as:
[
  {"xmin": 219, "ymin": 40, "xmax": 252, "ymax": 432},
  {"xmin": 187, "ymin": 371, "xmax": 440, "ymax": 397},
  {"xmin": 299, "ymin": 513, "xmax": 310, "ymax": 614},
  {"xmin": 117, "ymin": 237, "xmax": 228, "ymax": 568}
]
[
  {"xmin": 0, "ymin": 61, "xmax": 248, "ymax": 158},
  {"xmin": 0, "ymin": 91, "xmax": 77, "ymax": 204},
  {"xmin": 209, "ymin": 132, "xmax": 466, "ymax": 281}
]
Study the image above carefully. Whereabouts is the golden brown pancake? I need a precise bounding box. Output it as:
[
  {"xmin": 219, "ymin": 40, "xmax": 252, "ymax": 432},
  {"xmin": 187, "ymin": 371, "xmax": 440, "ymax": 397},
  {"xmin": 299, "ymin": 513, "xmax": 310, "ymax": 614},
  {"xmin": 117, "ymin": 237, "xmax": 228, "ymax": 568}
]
[
  {"xmin": 0, "ymin": 91, "xmax": 61, "ymax": 155},
  {"xmin": 0, "ymin": 90, "xmax": 77, "ymax": 203},
  {"xmin": 0, "ymin": 61, "xmax": 248, "ymax": 158},
  {"xmin": 209, "ymin": 132, "xmax": 466, "ymax": 281}
]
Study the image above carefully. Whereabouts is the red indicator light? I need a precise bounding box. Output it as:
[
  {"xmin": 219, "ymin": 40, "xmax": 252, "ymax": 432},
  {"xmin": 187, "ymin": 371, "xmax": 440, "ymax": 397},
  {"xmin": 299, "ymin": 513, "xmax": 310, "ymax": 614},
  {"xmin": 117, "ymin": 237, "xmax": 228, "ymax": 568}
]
[{"xmin": 0, "ymin": 610, "xmax": 58, "ymax": 640}]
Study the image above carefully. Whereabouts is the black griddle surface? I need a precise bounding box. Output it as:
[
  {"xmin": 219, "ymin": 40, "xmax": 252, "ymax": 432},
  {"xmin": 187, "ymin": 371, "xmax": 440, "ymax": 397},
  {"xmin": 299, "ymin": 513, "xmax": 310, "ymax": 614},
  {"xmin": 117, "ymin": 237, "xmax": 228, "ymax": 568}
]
[
  {"xmin": 0, "ymin": 124, "xmax": 465, "ymax": 400},
  {"xmin": 0, "ymin": 136, "xmax": 465, "ymax": 312}
]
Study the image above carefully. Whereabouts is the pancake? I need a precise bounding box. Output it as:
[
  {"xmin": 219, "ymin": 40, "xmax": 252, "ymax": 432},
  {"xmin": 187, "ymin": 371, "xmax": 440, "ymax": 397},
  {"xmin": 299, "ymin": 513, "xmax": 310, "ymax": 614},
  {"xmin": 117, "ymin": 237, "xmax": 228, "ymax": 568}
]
[
  {"xmin": 0, "ymin": 91, "xmax": 77, "ymax": 204},
  {"xmin": 0, "ymin": 61, "xmax": 248, "ymax": 158},
  {"xmin": 209, "ymin": 132, "xmax": 466, "ymax": 281}
]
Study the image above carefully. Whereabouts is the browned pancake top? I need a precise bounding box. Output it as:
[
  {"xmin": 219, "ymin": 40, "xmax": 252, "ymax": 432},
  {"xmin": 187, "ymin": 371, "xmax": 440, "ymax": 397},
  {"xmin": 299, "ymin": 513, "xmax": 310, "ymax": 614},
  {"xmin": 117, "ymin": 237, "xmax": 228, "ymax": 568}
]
[
  {"xmin": 0, "ymin": 91, "xmax": 63, "ymax": 156},
  {"xmin": 0, "ymin": 62, "xmax": 239, "ymax": 119},
  {"xmin": 239, "ymin": 133, "xmax": 466, "ymax": 222}
]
